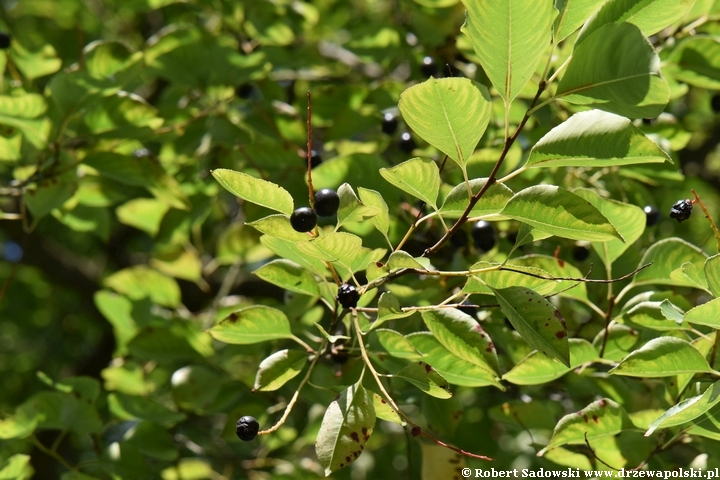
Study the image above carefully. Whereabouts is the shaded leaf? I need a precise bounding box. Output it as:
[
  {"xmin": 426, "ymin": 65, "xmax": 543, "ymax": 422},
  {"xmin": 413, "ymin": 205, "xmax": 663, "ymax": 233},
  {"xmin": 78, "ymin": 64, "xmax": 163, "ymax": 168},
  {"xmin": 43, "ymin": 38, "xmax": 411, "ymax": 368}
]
[
  {"xmin": 491, "ymin": 286, "xmax": 570, "ymax": 368},
  {"xmin": 556, "ymin": 23, "xmax": 669, "ymax": 118},
  {"xmin": 646, "ymin": 380, "xmax": 720, "ymax": 436},
  {"xmin": 370, "ymin": 391, "xmax": 405, "ymax": 425},
  {"xmin": 358, "ymin": 187, "xmax": 391, "ymax": 242},
  {"xmin": 420, "ymin": 443, "xmax": 467, "ymax": 480},
  {"xmin": 336, "ymin": 183, "xmax": 379, "ymax": 227},
  {"xmin": 439, "ymin": 178, "xmax": 513, "ymax": 218},
  {"xmin": 295, "ymin": 232, "xmax": 363, "ymax": 268},
  {"xmin": 665, "ymin": 37, "xmax": 720, "ymax": 89},
  {"xmin": 503, "ymin": 339, "xmax": 598, "ymax": 385},
  {"xmin": 253, "ymin": 259, "xmax": 320, "ymax": 297},
  {"xmin": 632, "ymin": 237, "xmax": 708, "ymax": 288},
  {"xmin": 103, "ymin": 266, "xmax": 181, "ymax": 307},
  {"xmin": 704, "ymin": 254, "xmax": 720, "ymax": 297},
  {"xmin": 247, "ymin": 214, "xmax": 309, "ymax": 242},
  {"xmin": 374, "ymin": 329, "xmax": 423, "ymax": 360},
  {"xmin": 395, "ymin": 361, "xmax": 453, "ymax": 398}
]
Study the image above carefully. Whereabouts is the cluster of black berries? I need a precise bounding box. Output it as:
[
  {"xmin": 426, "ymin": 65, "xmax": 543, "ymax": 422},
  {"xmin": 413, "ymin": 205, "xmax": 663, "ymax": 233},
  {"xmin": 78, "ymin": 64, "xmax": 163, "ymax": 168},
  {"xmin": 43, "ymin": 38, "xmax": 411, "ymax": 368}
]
[
  {"xmin": 381, "ymin": 112, "xmax": 416, "ymax": 153},
  {"xmin": 290, "ymin": 188, "xmax": 340, "ymax": 233}
]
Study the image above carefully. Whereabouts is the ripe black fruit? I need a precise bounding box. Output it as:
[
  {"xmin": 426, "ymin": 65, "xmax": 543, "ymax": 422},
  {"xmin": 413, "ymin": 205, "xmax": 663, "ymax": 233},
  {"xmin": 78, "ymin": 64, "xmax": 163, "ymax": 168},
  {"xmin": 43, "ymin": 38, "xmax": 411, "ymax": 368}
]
[
  {"xmin": 711, "ymin": 94, "xmax": 720, "ymax": 113},
  {"xmin": 337, "ymin": 283, "xmax": 360, "ymax": 309},
  {"xmin": 310, "ymin": 150, "xmax": 322, "ymax": 168},
  {"xmin": 398, "ymin": 132, "xmax": 416, "ymax": 153},
  {"xmin": 236, "ymin": 83, "xmax": 254, "ymax": 99},
  {"xmin": 420, "ymin": 56, "xmax": 437, "ymax": 77},
  {"xmin": 290, "ymin": 207, "xmax": 317, "ymax": 232},
  {"xmin": 472, "ymin": 221, "xmax": 496, "ymax": 252},
  {"xmin": 669, "ymin": 199, "xmax": 693, "ymax": 222},
  {"xmin": 0, "ymin": 33, "xmax": 10, "ymax": 50},
  {"xmin": 236, "ymin": 416, "xmax": 259, "ymax": 441},
  {"xmin": 572, "ymin": 245, "xmax": 590, "ymax": 262},
  {"xmin": 314, "ymin": 188, "xmax": 340, "ymax": 217},
  {"xmin": 644, "ymin": 205, "xmax": 660, "ymax": 226},
  {"xmin": 381, "ymin": 112, "xmax": 398, "ymax": 135}
]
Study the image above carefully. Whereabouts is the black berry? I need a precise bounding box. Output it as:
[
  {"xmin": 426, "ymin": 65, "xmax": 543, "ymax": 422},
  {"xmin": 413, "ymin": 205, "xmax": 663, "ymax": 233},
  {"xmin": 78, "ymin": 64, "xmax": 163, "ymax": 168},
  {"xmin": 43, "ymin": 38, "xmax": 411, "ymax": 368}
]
[
  {"xmin": 472, "ymin": 221, "xmax": 496, "ymax": 252},
  {"xmin": 236, "ymin": 416, "xmax": 259, "ymax": 441},
  {"xmin": 711, "ymin": 94, "xmax": 720, "ymax": 113},
  {"xmin": 290, "ymin": 207, "xmax": 317, "ymax": 232},
  {"xmin": 398, "ymin": 132, "xmax": 416, "ymax": 153},
  {"xmin": 381, "ymin": 112, "xmax": 398, "ymax": 135},
  {"xmin": 314, "ymin": 188, "xmax": 340, "ymax": 217},
  {"xmin": 337, "ymin": 283, "xmax": 360, "ymax": 309},
  {"xmin": 642, "ymin": 117, "xmax": 656, "ymax": 125},
  {"xmin": 644, "ymin": 205, "xmax": 660, "ymax": 226},
  {"xmin": 572, "ymin": 245, "xmax": 590, "ymax": 262},
  {"xmin": 236, "ymin": 83, "xmax": 254, "ymax": 99},
  {"xmin": 420, "ymin": 56, "xmax": 437, "ymax": 77},
  {"xmin": 310, "ymin": 150, "xmax": 322, "ymax": 168},
  {"xmin": 669, "ymin": 199, "xmax": 693, "ymax": 223},
  {"xmin": 0, "ymin": 33, "xmax": 10, "ymax": 50}
]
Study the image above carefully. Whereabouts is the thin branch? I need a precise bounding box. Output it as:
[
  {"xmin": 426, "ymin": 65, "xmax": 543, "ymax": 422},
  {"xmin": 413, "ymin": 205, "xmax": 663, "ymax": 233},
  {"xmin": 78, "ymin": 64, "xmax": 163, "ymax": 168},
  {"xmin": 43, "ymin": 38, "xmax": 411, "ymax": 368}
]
[
  {"xmin": 498, "ymin": 262, "xmax": 652, "ymax": 284},
  {"xmin": 306, "ymin": 91, "xmax": 315, "ymax": 206},
  {"xmin": 584, "ymin": 433, "xmax": 619, "ymax": 471},
  {"xmin": 31, "ymin": 435, "xmax": 77, "ymax": 472},
  {"xmin": 417, "ymin": 428, "xmax": 492, "ymax": 461},
  {"xmin": 691, "ymin": 189, "xmax": 720, "ymax": 253}
]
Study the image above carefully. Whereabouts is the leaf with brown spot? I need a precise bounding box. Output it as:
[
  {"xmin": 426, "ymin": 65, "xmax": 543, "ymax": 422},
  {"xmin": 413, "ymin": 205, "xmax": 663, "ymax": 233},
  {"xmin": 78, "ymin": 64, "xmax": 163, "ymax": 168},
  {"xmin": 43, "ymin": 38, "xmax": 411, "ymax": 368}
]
[
  {"xmin": 394, "ymin": 361, "xmax": 453, "ymax": 399},
  {"xmin": 316, "ymin": 382, "xmax": 376, "ymax": 476}
]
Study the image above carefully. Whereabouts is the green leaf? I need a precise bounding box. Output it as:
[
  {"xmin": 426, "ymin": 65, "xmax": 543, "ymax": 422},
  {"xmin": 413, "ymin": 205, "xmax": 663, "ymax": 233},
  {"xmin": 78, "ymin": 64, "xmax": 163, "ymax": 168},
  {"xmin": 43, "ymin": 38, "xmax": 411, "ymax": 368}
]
[
  {"xmin": 556, "ymin": 23, "xmax": 669, "ymax": 118},
  {"xmin": 659, "ymin": 299, "xmax": 685, "ymax": 323},
  {"xmin": 246, "ymin": 214, "xmax": 309, "ymax": 242},
  {"xmin": 527, "ymin": 110, "xmax": 671, "ymax": 169},
  {"xmin": 295, "ymin": 232, "xmax": 363, "ymax": 268},
  {"xmin": 461, "ymin": 0, "xmax": 556, "ymax": 103},
  {"xmin": 632, "ymin": 238, "xmax": 708, "ymax": 288},
  {"xmin": 554, "ymin": 0, "xmax": 607, "ymax": 41},
  {"xmin": 103, "ymin": 266, "xmax": 181, "ymax": 307},
  {"xmin": 705, "ymin": 254, "xmax": 720, "ymax": 297},
  {"xmin": 373, "ymin": 292, "xmax": 415, "ymax": 330},
  {"xmin": 253, "ymin": 349, "xmax": 308, "ymax": 392},
  {"xmin": 439, "ymin": 178, "xmax": 513, "ymax": 218},
  {"xmin": 387, "ymin": 250, "xmax": 426, "ymax": 271},
  {"xmin": 211, "ymin": 168, "xmax": 294, "ymax": 215},
  {"xmin": 684, "ymin": 298, "xmax": 720, "ymax": 328},
  {"xmin": 123, "ymin": 421, "xmax": 178, "ymax": 461},
  {"xmin": 665, "ymin": 37, "xmax": 720, "ymax": 89},
  {"xmin": 0, "ymin": 94, "xmax": 46, "ymax": 118},
  {"xmin": 374, "ymin": 329, "xmax": 423, "ymax": 360},
  {"xmin": 398, "ymin": 77, "xmax": 491, "ymax": 166},
  {"xmin": 116, "ymin": 198, "xmax": 170, "ymax": 236},
  {"xmin": 646, "ymin": 380, "xmax": 720, "ymax": 436},
  {"xmin": 491, "ymin": 286, "xmax": 570, "ymax": 368},
  {"xmin": 209, "ymin": 305, "xmax": 294, "ymax": 344},
  {"xmin": 503, "ymin": 339, "xmax": 598, "ymax": 385},
  {"xmin": 336, "ymin": 183, "xmax": 379, "ymax": 227},
  {"xmin": 24, "ymin": 173, "xmax": 77, "ymax": 220},
  {"xmin": 395, "ymin": 361, "xmax": 452, "ymax": 399},
  {"xmin": 93, "ymin": 291, "xmax": 138, "ymax": 355},
  {"xmin": 609, "ymin": 337, "xmax": 714, "ymax": 377},
  {"xmin": 420, "ymin": 309, "xmax": 500, "ymax": 375},
  {"xmin": 500, "ymin": 185, "xmax": 622, "ymax": 242},
  {"xmin": 316, "ymin": 382, "xmax": 376, "ymax": 476},
  {"xmin": 620, "ymin": 301, "xmax": 688, "ymax": 331},
  {"xmin": 84, "ymin": 40, "xmax": 142, "ymax": 81},
  {"xmin": 540, "ymin": 398, "xmax": 633, "ymax": 454},
  {"xmin": 578, "ymin": 0, "xmax": 695, "ymax": 42},
  {"xmin": 573, "ymin": 188, "xmax": 646, "ymax": 266},
  {"xmin": 0, "ymin": 454, "xmax": 33, "ymax": 480},
  {"xmin": 358, "ymin": 187, "xmax": 391, "ymax": 242},
  {"xmin": 260, "ymin": 235, "xmax": 329, "ymax": 274},
  {"xmin": 405, "ymin": 333, "xmax": 503, "ymax": 388},
  {"xmin": 370, "ymin": 391, "xmax": 405, "ymax": 425},
  {"xmin": 253, "ymin": 259, "xmax": 320, "ymax": 297},
  {"xmin": 379, "ymin": 157, "xmax": 440, "ymax": 209},
  {"xmin": 510, "ymin": 254, "xmax": 588, "ymax": 301},
  {"xmin": 420, "ymin": 444, "xmax": 468, "ymax": 480},
  {"xmin": 108, "ymin": 393, "xmax": 185, "ymax": 427}
]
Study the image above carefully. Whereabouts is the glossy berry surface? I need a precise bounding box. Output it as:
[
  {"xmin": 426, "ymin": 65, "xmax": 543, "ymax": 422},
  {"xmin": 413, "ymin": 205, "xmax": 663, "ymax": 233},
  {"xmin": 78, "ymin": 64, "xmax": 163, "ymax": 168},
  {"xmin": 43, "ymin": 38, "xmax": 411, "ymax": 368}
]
[
  {"xmin": 337, "ymin": 283, "xmax": 360, "ymax": 309},
  {"xmin": 314, "ymin": 188, "xmax": 340, "ymax": 217},
  {"xmin": 669, "ymin": 199, "xmax": 693, "ymax": 223},
  {"xmin": 381, "ymin": 112, "xmax": 398, "ymax": 135},
  {"xmin": 420, "ymin": 56, "xmax": 437, "ymax": 77},
  {"xmin": 712, "ymin": 94, "xmax": 720, "ymax": 113},
  {"xmin": 398, "ymin": 132, "xmax": 416, "ymax": 153},
  {"xmin": 572, "ymin": 245, "xmax": 590, "ymax": 262},
  {"xmin": 472, "ymin": 221, "xmax": 496, "ymax": 252},
  {"xmin": 290, "ymin": 207, "xmax": 317, "ymax": 232},
  {"xmin": 0, "ymin": 33, "xmax": 10, "ymax": 50},
  {"xmin": 644, "ymin": 205, "xmax": 660, "ymax": 226},
  {"xmin": 236, "ymin": 416, "xmax": 259, "ymax": 441}
]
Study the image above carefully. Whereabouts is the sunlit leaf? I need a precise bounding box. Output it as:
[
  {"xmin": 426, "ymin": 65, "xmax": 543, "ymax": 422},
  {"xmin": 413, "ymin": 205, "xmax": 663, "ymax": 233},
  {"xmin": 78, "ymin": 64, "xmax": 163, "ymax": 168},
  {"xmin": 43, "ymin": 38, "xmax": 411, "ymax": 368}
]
[
  {"xmin": 503, "ymin": 339, "xmax": 597, "ymax": 385},
  {"xmin": 253, "ymin": 349, "xmax": 308, "ymax": 391},
  {"xmin": 211, "ymin": 168, "xmax": 294, "ymax": 215},
  {"xmin": 439, "ymin": 178, "xmax": 513, "ymax": 218},
  {"xmin": 609, "ymin": 337, "xmax": 714, "ymax": 377},
  {"xmin": 684, "ymin": 298, "xmax": 720, "ymax": 328},
  {"xmin": 379, "ymin": 157, "xmax": 440, "ymax": 209},
  {"xmin": 632, "ymin": 237, "xmax": 708, "ymax": 288},
  {"xmin": 554, "ymin": 0, "xmax": 607, "ymax": 41},
  {"xmin": 374, "ymin": 329, "xmax": 423, "ymax": 360},
  {"xmin": 209, "ymin": 305, "xmax": 294, "ymax": 344},
  {"xmin": 646, "ymin": 380, "xmax": 720, "ymax": 436},
  {"xmin": 395, "ymin": 361, "xmax": 453, "ymax": 398},
  {"xmin": 253, "ymin": 259, "xmax": 320, "ymax": 297}
]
